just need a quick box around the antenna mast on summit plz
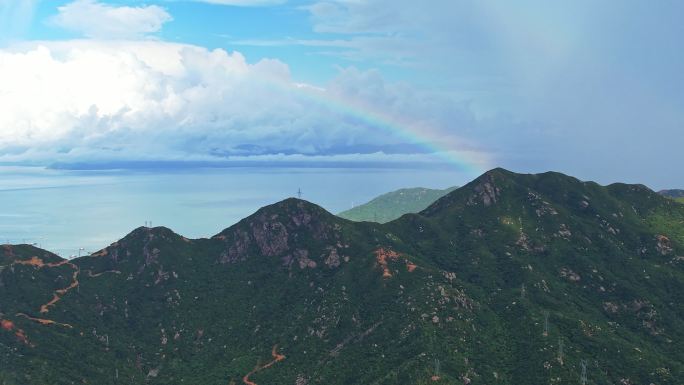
[297,188,302,199]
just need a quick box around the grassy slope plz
[1,170,683,385]
[338,186,458,223]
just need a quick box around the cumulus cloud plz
[51,0,172,39]
[0,40,489,169]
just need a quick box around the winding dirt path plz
[39,262,80,314]
[242,345,286,385]
[12,256,80,318]
[15,313,73,329]
[7,256,122,343]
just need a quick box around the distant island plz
[338,186,458,223]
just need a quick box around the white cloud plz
[0,40,489,169]
[51,0,172,39]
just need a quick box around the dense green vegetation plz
[1,168,683,384]
[338,186,457,223]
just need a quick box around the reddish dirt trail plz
[39,262,80,314]
[6,260,121,341]
[13,256,69,269]
[15,313,73,329]
[12,256,80,316]
[242,345,286,385]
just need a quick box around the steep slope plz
[1,170,683,385]
[338,186,458,223]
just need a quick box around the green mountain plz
[338,186,458,223]
[1,169,683,385]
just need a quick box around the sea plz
[0,166,470,257]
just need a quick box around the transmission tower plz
[558,337,564,365]
[297,188,302,199]
[580,359,587,385]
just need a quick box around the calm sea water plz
[0,166,470,257]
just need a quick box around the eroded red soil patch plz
[374,248,400,278]
[1,318,32,346]
[374,248,419,277]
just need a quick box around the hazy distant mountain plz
[659,189,684,199]
[1,169,683,384]
[337,186,458,223]
[658,189,684,204]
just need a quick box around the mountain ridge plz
[1,168,683,385]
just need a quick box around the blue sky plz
[0,0,683,187]
[3,1,421,83]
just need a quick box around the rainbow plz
[254,75,491,176]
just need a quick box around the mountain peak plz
[480,166,515,178]
[0,244,63,266]
[121,226,181,242]
[215,198,336,237]
[81,225,188,272]
[421,168,665,217]
[213,198,345,265]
